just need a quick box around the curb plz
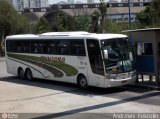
[129,84,160,90]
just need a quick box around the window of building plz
[137,43,153,55]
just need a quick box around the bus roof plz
[6,32,127,40]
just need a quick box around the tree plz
[55,10,76,31]
[14,14,30,34]
[0,0,16,39]
[99,0,108,33]
[136,0,160,27]
[0,0,29,55]
[90,10,100,33]
[136,6,153,26]
[34,18,52,34]
[75,16,91,32]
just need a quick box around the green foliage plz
[103,20,143,34]
[103,20,127,33]
[99,0,107,16]
[75,16,91,31]
[55,10,92,32]
[90,10,100,33]
[55,11,76,31]
[15,14,30,34]
[136,0,160,27]
[0,0,16,38]
[99,0,108,33]
[34,18,52,34]
[136,6,153,26]
[0,0,30,56]
[0,0,29,37]
[151,0,160,14]
[104,20,121,33]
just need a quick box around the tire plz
[18,68,25,80]
[25,68,33,80]
[77,75,88,89]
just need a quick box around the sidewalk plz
[131,83,160,90]
[131,75,160,90]
[0,57,5,62]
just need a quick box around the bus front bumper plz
[105,75,137,88]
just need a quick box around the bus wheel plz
[25,68,33,80]
[77,75,88,89]
[18,68,25,80]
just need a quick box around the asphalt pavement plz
[0,60,159,119]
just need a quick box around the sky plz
[48,0,108,4]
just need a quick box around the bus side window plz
[33,42,40,53]
[59,41,71,55]
[48,41,57,54]
[71,42,79,55]
[42,41,48,54]
[16,41,22,53]
[72,40,86,56]
[71,40,86,56]
[6,40,12,52]
[23,41,31,53]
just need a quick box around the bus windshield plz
[101,38,135,74]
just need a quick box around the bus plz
[5,31,136,88]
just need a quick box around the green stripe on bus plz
[8,53,78,77]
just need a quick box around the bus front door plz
[87,39,104,87]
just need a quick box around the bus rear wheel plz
[18,68,25,80]
[77,75,88,89]
[25,68,33,80]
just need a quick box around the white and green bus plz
[5,32,136,88]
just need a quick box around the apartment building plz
[11,0,49,11]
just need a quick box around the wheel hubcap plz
[80,78,87,87]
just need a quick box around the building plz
[76,1,82,4]
[109,0,118,3]
[30,0,49,8]
[68,0,74,4]
[11,0,29,11]
[23,2,151,23]
[87,0,94,4]
[11,0,49,11]
[58,1,68,4]
[121,0,151,2]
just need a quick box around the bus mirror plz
[104,50,108,59]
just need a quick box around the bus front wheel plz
[77,75,88,89]
[25,68,33,80]
[18,68,25,80]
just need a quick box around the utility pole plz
[128,0,131,30]
[128,0,132,45]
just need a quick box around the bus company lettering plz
[41,56,65,63]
